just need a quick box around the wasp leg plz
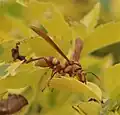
[77,70,87,84]
[48,70,57,86]
[26,57,47,63]
[41,71,57,92]
[48,71,57,92]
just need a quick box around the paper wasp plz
[0,93,28,115]
[11,26,100,87]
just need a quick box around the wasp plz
[27,26,99,84]
[11,26,100,87]
[0,93,28,115]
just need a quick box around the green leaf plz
[0,63,46,89]
[0,15,31,40]
[7,85,33,104]
[103,64,120,96]
[0,40,32,62]
[0,31,14,44]
[71,22,87,39]
[81,22,120,57]
[3,61,24,79]
[80,2,100,32]
[38,0,97,22]
[7,85,31,94]
[43,104,80,115]
[21,1,73,59]
[108,111,116,115]
[0,45,4,55]
[16,0,29,7]
[5,2,24,18]
[49,77,102,101]
[0,62,10,77]
[75,101,101,115]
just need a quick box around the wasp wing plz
[30,26,70,62]
[71,37,84,62]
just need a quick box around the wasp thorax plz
[59,70,65,76]
[60,64,66,69]
[64,65,73,73]
[65,61,74,66]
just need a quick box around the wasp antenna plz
[86,72,100,81]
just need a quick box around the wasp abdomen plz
[35,58,49,67]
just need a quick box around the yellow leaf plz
[75,101,101,115]
[16,0,29,7]
[22,1,73,59]
[49,77,102,101]
[1,61,24,79]
[80,2,100,32]
[108,111,116,115]
[0,40,32,62]
[80,54,113,70]
[0,31,14,44]
[71,22,87,40]
[111,0,120,20]
[103,64,120,95]
[7,85,32,95]
[7,15,31,39]
[38,0,97,22]
[0,64,46,89]
[81,22,120,57]
[43,104,81,115]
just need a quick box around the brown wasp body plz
[26,26,99,84]
[11,26,99,87]
[26,55,86,84]
[0,93,28,115]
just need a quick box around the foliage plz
[0,0,120,115]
